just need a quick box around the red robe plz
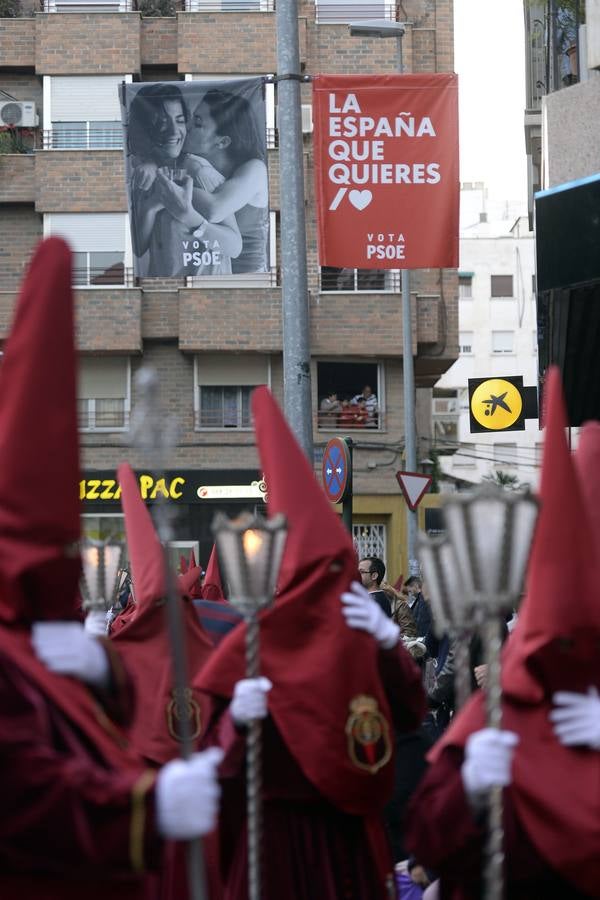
[203,643,425,900]
[0,628,161,900]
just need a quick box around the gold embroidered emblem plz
[166,687,202,742]
[345,694,392,774]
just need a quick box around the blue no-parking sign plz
[322,437,352,504]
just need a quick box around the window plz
[45,213,129,287]
[315,0,395,25]
[459,274,473,299]
[352,524,387,568]
[320,267,400,293]
[195,354,270,430]
[459,331,474,354]
[44,0,131,10]
[491,331,514,354]
[78,357,130,432]
[491,274,514,298]
[45,76,127,149]
[185,0,273,11]
[316,360,382,430]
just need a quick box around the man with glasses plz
[358,557,392,617]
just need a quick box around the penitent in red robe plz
[204,642,425,900]
[0,630,162,900]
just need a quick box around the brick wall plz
[35,14,140,74]
[75,290,142,352]
[0,19,35,69]
[141,16,177,67]
[0,73,43,111]
[310,291,416,356]
[0,205,42,291]
[178,13,279,73]
[0,155,35,203]
[142,290,179,339]
[35,151,127,212]
[179,288,282,352]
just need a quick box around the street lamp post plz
[212,511,287,900]
[348,20,418,575]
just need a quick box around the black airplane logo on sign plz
[483,392,511,417]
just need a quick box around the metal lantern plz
[212,510,287,900]
[80,537,124,612]
[442,483,539,615]
[440,483,539,900]
[212,511,288,617]
[417,534,472,711]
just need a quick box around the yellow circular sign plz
[470,379,523,430]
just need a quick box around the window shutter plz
[48,214,126,252]
[79,357,128,399]
[197,354,269,386]
[51,76,126,121]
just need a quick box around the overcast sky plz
[454,0,528,214]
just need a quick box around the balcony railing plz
[73,265,135,287]
[315,0,395,25]
[42,127,123,151]
[186,268,279,289]
[320,267,401,293]
[78,398,129,432]
[317,409,385,431]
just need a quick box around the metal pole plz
[276,0,313,460]
[483,614,505,900]
[342,437,353,535]
[244,612,263,900]
[395,33,418,576]
[402,268,418,572]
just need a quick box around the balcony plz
[42,125,123,151]
[314,0,395,25]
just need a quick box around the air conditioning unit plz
[301,104,313,134]
[0,101,38,128]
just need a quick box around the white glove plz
[230,677,272,726]
[31,621,110,689]
[156,747,224,840]
[340,581,400,649]
[461,728,519,799]
[84,609,109,637]
[550,687,600,750]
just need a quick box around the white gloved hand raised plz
[550,687,600,750]
[83,609,109,637]
[230,677,273,726]
[340,581,400,649]
[31,621,109,689]
[461,728,519,800]
[156,747,224,840]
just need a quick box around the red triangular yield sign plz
[395,470,432,511]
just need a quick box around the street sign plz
[396,470,432,511]
[468,376,538,433]
[322,437,351,504]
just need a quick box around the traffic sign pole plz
[342,438,353,535]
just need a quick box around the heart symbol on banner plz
[349,189,373,211]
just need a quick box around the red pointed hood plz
[179,554,188,574]
[502,367,598,701]
[574,421,600,569]
[202,544,224,601]
[253,387,356,591]
[197,387,417,815]
[0,238,81,625]
[179,565,203,598]
[112,463,212,765]
[117,463,166,610]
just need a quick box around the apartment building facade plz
[0,0,458,579]
[435,187,539,489]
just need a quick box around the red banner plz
[313,74,459,270]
